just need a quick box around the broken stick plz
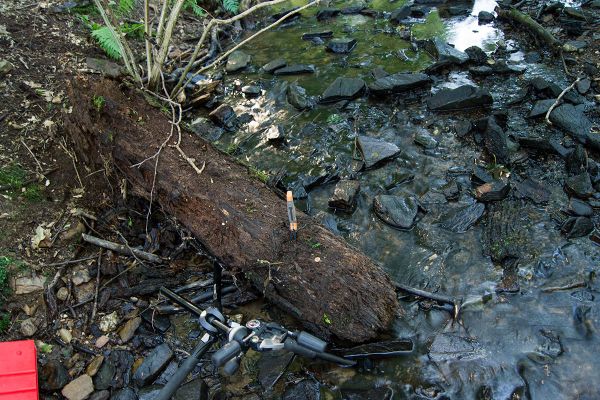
[82,233,162,263]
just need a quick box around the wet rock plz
[530,77,583,104]
[273,64,316,75]
[357,136,400,169]
[99,311,119,333]
[441,179,460,201]
[225,50,251,73]
[40,360,69,391]
[565,144,587,176]
[61,374,94,400]
[368,72,431,95]
[265,125,284,142]
[464,46,487,64]
[140,309,171,333]
[93,359,115,390]
[549,104,593,144]
[0,59,14,78]
[118,316,141,343]
[328,180,360,211]
[514,178,550,204]
[427,85,493,111]
[414,130,438,149]
[174,378,208,400]
[112,388,139,400]
[429,333,483,362]
[301,31,333,40]
[316,8,340,20]
[475,180,510,202]
[561,216,594,238]
[326,38,357,54]
[469,62,525,76]
[410,5,430,17]
[528,99,555,119]
[283,379,320,400]
[471,165,494,185]
[424,38,469,65]
[89,390,110,400]
[484,116,509,164]
[440,202,485,233]
[320,77,366,103]
[373,195,419,230]
[241,85,260,97]
[454,119,472,137]
[262,58,287,74]
[478,10,495,24]
[287,83,312,110]
[20,318,37,337]
[86,355,104,377]
[371,67,389,79]
[576,78,591,94]
[258,351,295,388]
[568,198,593,217]
[209,104,237,131]
[133,343,174,387]
[12,275,46,294]
[565,172,593,199]
[390,6,411,24]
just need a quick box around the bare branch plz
[545,77,581,125]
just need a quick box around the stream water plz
[189,0,600,398]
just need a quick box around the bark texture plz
[65,77,398,343]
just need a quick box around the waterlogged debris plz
[368,73,431,95]
[373,195,419,230]
[326,38,357,54]
[427,85,493,111]
[225,50,251,73]
[440,202,485,233]
[328,180,360,212]
[320,77,366,103]
[357,136,400,169]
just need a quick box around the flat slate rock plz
[374,195,419,230]
[225,50,251,73]
[440,202,485,233]
[427,85,493,111]
[528,99,556,119]
[357,135,401,169]
[274,64,316,75]
[301,31,333,40]
[133,343,173,387]
[425,38,469,64]
[316,8,340,20]
[549,104,593,143]
[561,216,594,238]
[475,180,510,202]
[287,84,312,110]
[262,58,287,73]
[368,72,431,95]
[429,333,484,362]
[326,38,357,54]
[320,77,366,103]
[514,178,550,204]
[565,172,594,199]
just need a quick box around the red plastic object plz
[0,340,39,400]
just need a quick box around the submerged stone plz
[209,104,237,131]
[440,202,485,233]
[274,64,316,75]
[287,84,312,110]
[316,8,340,20]
[373,195,419,230]
[357,136,401,169]
[326,38,357,54]
[262,58,287,73]
[429,333,483,362]
[414,129,438,149]
[368,72,431,95]
[329,180,360,211]
[427,85,493,111]
[320,77,366,103]
[225,50,251,73]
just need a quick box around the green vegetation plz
[92,94,106,111]
[0,164,26,190]
[322,313,332,325]
[326,113,344,125]
[0,257,12,334]
[412,10,446,40]
[249,166,269,183]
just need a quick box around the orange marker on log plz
[286,191,298,240]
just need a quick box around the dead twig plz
[90,250,103,321]
[545,77,581,124]
[82,233,162,263]
[542,281,586,293]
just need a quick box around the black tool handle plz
[212,341,243,367]
[156,337,215,400]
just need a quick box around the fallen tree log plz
[64,77,398,343]
[496,6,561,50]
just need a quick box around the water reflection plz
[446,0,502,52]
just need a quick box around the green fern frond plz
[121,22,145,38]
[117,0,136,15]
[91,26,122,60]
[223,0,239,14]
[183,0,206,17]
